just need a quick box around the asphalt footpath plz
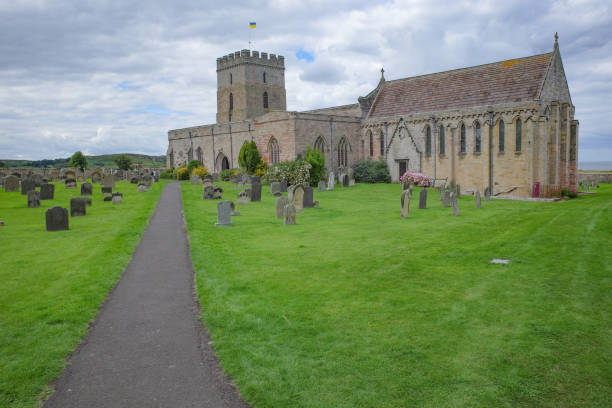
[44,182,249,408]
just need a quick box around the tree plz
[69,151,88,172]
[238,141,261,174]
[0,161,5,168]
[305,147,325,186]
[114,154,133,170]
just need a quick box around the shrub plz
[160,168,174,179]
[220,168,239,181]
[352,159,391,183]
[174,165,189,180]
[187,160,201,175]
[264,158,311,185]
[191,165,208,178]
[561,188,578,199]
[238,141,261,174]
[400,171,431,187]
[254,158,267,178]
[306,147,325,186]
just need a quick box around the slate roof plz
[368,53,552,118]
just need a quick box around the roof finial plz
[380,67,385,80]
[554,32,559,50]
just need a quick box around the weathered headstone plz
[27,190,40,208]
[190,175,202,185]
[439,183,445,201]
[475,190,482,209]
[80,182,93,196]
[112,195,123,204]
[292,185,304,212]
[40,183,54,200]
[65,178,77,189]
[270,181,281,196]
[443,190,451,207]
[4,175,19,192]
[283,204,296,225]
[101,186,112,194]
[102,175,114,189]
[276,196,288,218]
[317,180,326,192]
[451,192,459,216]
[215,201,233,226]
[137,184,147,192]
[419,188,427,209]
[21,178,35,195]
[327,172,335,191]
[46,206,69,231]
[280,180,288,192]
[70,197,87,216]
[250,180,262,202]
[484,186,491,201]
[401,190,411,218]
[303,186,314,208]
[142,174,152,189]
[237,190,249,205]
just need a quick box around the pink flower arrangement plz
[399,171,431,187]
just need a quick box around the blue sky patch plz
[296,49,314,62]
[117,81,141,91]
[136,104,189,116]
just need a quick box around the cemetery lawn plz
[182,182,611,408]
[0,181,166,408]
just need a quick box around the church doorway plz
[216,153,230,172]
[398,160,408,179]
[221,157,229,170]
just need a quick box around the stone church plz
[167,34,577,197]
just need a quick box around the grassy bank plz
[0,180,166,407]
[182,182,611,407]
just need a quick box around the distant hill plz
[0,154,166,169]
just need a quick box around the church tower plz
[216,50,286,124]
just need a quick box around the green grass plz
[0,180,166,408]
[182,182,612,408]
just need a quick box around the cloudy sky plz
[1,0,610,163]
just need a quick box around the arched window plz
[439,125,445,155]
[268,137,280,163]
[263,72,266,83]
[229,93,233,110]
[425,126,431,155]
[379,131,384,156]
[196,146,203,163]
[499,120,505,153]
[368,131,373,156]
[338,137,349,167]
[222,156,229,170]
[460,124,466,153]
[314,136,325,153]
[263,92,269,109]
[230,73,233,85]
[474,122,481,153]
[515,119,522,152]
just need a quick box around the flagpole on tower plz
[249,21,256,51]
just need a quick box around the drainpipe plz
[211,127,215,172]
[488,110,494,195]
[229,124,234,168]
[383,121,388,159]
[431,116,437,182]
[329,117,334,170]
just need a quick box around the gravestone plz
[456,184,461,196]
[91,172,102,184]
[31,174,43,187]
[229,201,240,216]
[303,186,314,208]
[276,196,288,218]
[419,188,427,209]
[112,195,123,204]
[251,176,260,184]
[484,186,491,201]
[439,183,445,201]
[112,192,123,198]
[203,174,213,184]
[287,185,296,202]
[341,174,349,187]
[401,190,411,218]
[270,181,281,196]
[215,201,233,226]
[103,195,113,202]
[4,175,19,192]
[21,178,35,195]
[137,184,147,192]
[190,175,202,185]
[443,190,451,207]
[327,172,335,191]
[451,192,459,216]
[402,181,411,191]
[27,191,40,208]
[81,182,93,196]
[318,180,326,192]
[70,197,87,216]
[475,190,482,209]
[203,178,213,189]
[46,206,69,231]
[142,174,152,189]
[237,191,249,205]
[250,180,262,202]
[40,183,54,200]
[283,204,296,226]
[280,180,288,192]
[292,185,305,212]
[65,178,77,189]
[102,175,114,189]
[101,186,112,194]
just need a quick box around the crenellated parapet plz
[217,49,285,71]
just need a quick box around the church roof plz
[368,52,552,118]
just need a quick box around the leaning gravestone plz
[292,185,305,212]
[250,180,262,202]
[327,172,335,191]
[70,197,87,216]
[190,175,202,185]
[237,190,249,205]
[21,178,35,195]
[401,190,411,218]
[102,175,114,189]
[40,183,54,200]
[4,175,19,192]
[215,201,233,226]
[81,182,93,196]
[46,206,69,231]
[280,180,288,192]
[65,178,77,189]
[451,192,459,216]
[419,188,427,209]
[270,181,281,196]
[283,204,296,226]
[303,186,315,208]
[475,190,482,209]
[443,189,451,207]
[27,191,40,208]
[276,196,288,218]
[318,180,326,192]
